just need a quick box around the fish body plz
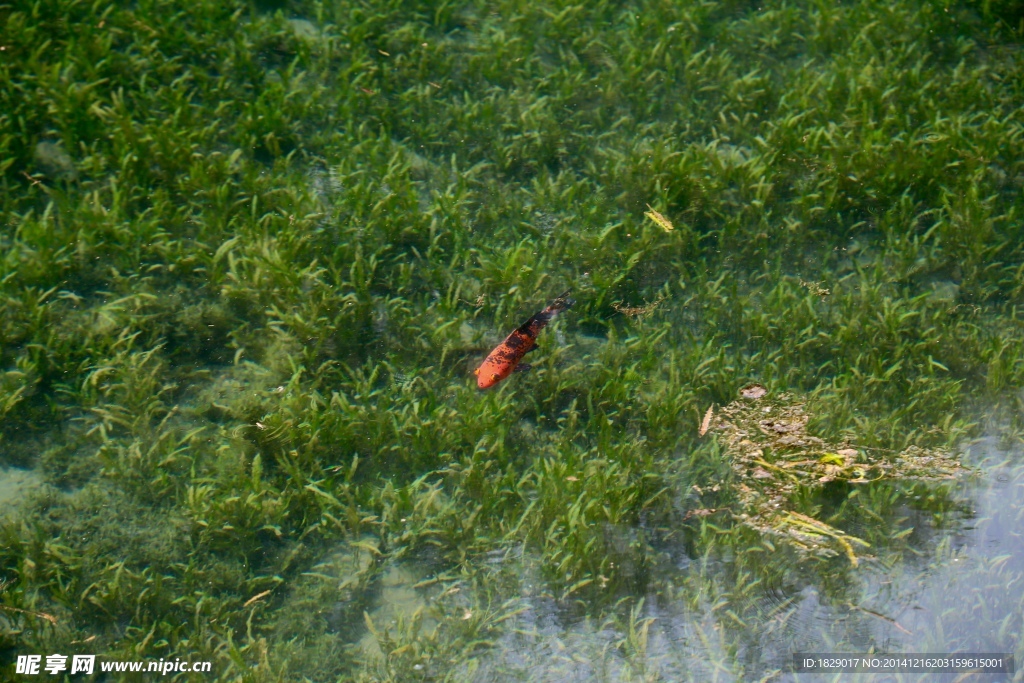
[475,291,575,390]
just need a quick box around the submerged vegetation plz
[2,0,1024,680]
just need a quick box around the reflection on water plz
[348,435,1022,682]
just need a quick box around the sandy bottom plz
[0,466,44,511]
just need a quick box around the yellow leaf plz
[644,205,675,232]
[819,453,846,466]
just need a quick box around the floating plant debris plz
[707,388,964,564]
[0,604,58,626]
[644,204,675,232]
[612,294,665,318]
[799,279,831,297]
[699,405,714,437]
[243,589,273,607]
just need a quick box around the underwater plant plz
[1,0,1024,680]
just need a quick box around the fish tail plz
[516,290,575,336]
[533,290,574,326]
[545,289,575,315]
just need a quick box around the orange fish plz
[475,290,575,390]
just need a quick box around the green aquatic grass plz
[2,0,1024,680]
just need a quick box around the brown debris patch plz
[740,383,767,399]
[612,294,665,319]
[705,388,964,564]
[699,405,714,437]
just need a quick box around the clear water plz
[3,1,1024,681]
[335,435,1024,682]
